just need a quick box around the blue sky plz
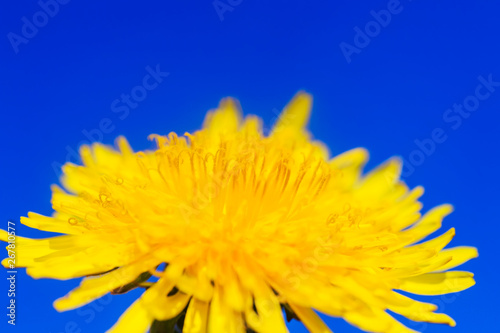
[1,0,499,332]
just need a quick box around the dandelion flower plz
[1,92,477,332]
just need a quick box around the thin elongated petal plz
[21,212,85,235]
[288,303,332,333]
[107,299,152,333]
[244,283,289,333]
[329,148,368,188]
[402,204,454,244]
[208,288,245,333]
[203,98,241,139]
[357,158,403,197]
[432,246,479,272]
[1,233,57,268]
[386,292,455,326]
[344,307,417,333]
[183,298,209,333]
[141,277,191,320]
[54,257,158,311]
[398,271,475,295]
[272,92,312,133]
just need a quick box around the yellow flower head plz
[1,93,477,332]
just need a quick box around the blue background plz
[1,0,498,332]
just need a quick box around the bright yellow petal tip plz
[0,93,476,333]
[272,91,312,133]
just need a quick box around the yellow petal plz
[183,298,209,333]
[288,303,332,333]
[173,271,214,302]
[398,271,475,295]
[386,292,455,326]
[27,240,132,280]
[240,115,263,139]
[344,306,417,333]
[54,257,158,311]
[0,229,7,242]
[21,212,85,235]
[329,148,368,189]
[383,291,437,312]
[410,228,455,253]
[391,306,456,327]
[433,246,479,272]
[141,277,191,321]
[1,234,56,268]
[245,295,289,333]
[208,287,245,333]
[106,299,152,333]
[356,158,403,198]
[330,147,368,170]
[402,204,454,244]
[116,136,134,156]
[203,98,241,136]
[272,91,312,134]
